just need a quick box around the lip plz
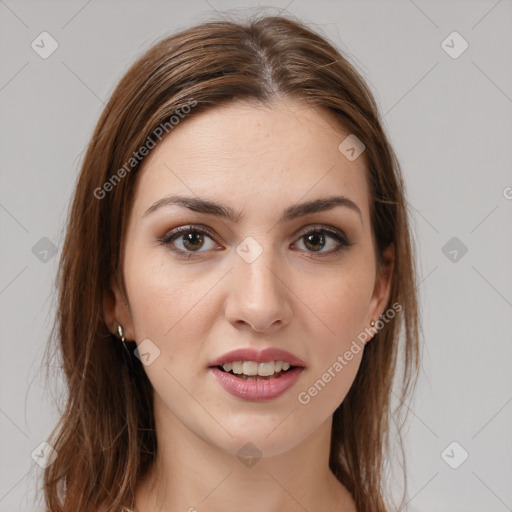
[209,366,304,402]
[208,347,306,368]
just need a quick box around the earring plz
[117,324,130,355]
[370,320,376,327]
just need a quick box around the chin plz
[201,416,310,460]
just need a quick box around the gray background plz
[1,0,511,510]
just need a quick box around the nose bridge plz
[225,235,291,331]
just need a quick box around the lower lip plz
[209,367,304,402]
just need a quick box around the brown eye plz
[294,226,353,256]
[161,226,220,255]
[303,232,327,252]
[180,231,205,251]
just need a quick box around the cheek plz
[124,248,198,341]
[298,260,374,408]
[125,240,178,308]
[296,284,369,416]
[309,261,375,348]
[123,244,230,377]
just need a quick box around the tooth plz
[225,360,293,376]
[258,361,275,376]
[231,361,243,374]
[242,361,258,376]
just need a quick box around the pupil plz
[183,232,203,251]
[305,233,324,252]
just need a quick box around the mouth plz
[212,360,300,381]
[208,348,306,400]
[209,362,305,402]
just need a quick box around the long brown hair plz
[42,13,420,512]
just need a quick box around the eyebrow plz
[143,194,363,224]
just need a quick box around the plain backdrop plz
[1,1,511,511]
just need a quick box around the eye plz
[159,225,220,256]
[159,224,353,259]
[293,225,353,256]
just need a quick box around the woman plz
[42,14,420,512]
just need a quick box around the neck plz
[133,402,355,512]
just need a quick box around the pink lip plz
[208,347,306,368]
[209,366,304,402]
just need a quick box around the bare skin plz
[104,98,394,512]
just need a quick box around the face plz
[106,98,393,458]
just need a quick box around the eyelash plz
[159,224,354,259]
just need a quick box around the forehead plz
[132,98,371,224]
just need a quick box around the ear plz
[103,276,135,341]
[367,243,395,331]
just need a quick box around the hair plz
[41,13,420,512]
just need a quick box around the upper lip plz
[209,347,306,368]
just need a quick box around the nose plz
[224,245,293,334]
